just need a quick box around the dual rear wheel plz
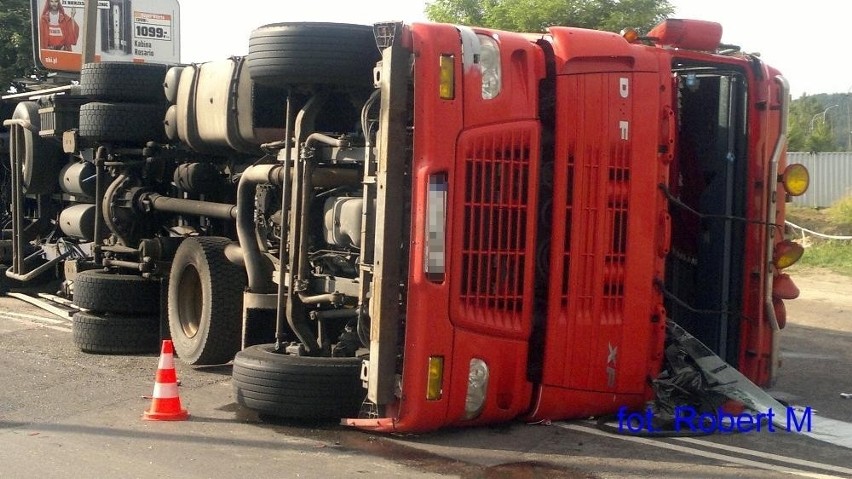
[71,270,161,354]
[71,237,245,365]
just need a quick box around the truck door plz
[665,69,748,367]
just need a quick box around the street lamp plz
[847,85,852,150]
[809,104,839,132]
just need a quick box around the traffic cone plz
[143,339,189,421]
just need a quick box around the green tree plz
[425,0,674,34]
[805,121,838,153]
[0,0,36,93]
[787,95,845,153]
[787,96,818,152]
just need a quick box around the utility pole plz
[81,0,98,65]
[846,85,852,151]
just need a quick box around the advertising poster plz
[32,0,181,72]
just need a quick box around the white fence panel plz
[787,152,852,208]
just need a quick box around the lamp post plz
[810,104,839,132]
[847,85,852,150]
[81,0,98,65]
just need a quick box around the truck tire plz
[247,23,380,87]
[80,62,169,103]
[72,270,161,314]
[168,237,245,365]
[72,310,160,354]
[232,344,365,419]
[79,102,168,144]
[10,101,63,194]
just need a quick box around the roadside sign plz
[31,0,181,72]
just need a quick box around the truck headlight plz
[477,35,501,100]
[464,358,489,419]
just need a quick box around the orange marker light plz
[781,163,809,197]
[773,240,804,270]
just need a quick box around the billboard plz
[31,0,181,72]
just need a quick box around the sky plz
[178,0,850,99]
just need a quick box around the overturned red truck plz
[1,18,809,433]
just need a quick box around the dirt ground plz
[786,205,852,237]
[785,266,852,333]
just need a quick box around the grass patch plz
[828,195,852,230]
[786,199,852,277]
[793,240,852,276]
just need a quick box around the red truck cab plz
[345,18,803,433]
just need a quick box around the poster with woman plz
[32,0,181,73]
[38,0,80,52]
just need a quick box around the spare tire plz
[72,310,160,354]
[73,269,161,314]
[79,102,168,144]
[10,101,63,195]
[247,23,380,87]
[80,62,170,103]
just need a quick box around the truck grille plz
[457,128,534,334]
[563,143,629,319]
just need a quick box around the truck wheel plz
[246,23,380,87]
[79,102,168,144]
[168,237,245,365]
[80,62,169,103]
[10,101,63,194]
[72,270,161,314]
[72,310,160,354]
[232,344,365,419]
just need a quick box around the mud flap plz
[669,321,852,450]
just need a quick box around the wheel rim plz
[177,264,203,338]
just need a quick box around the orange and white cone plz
[143,339,189,421]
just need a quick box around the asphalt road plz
[0,269,850,478]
